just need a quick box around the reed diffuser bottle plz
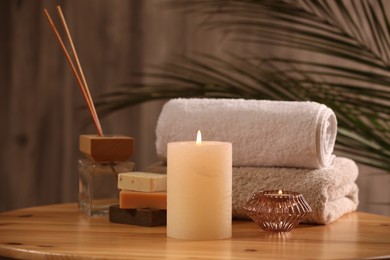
[78,135,135,216]
[44,6,136,216]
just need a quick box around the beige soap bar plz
[118,172,167,192]
[120,190,167,209]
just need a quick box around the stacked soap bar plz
[109,205,166,227]
[109,172,167,227]
[120,190,167,209]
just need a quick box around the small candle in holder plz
[167,130,232,240]
[244,190,312,232]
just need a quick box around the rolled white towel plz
[156,98,337,168]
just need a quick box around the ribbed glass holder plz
[243,190,312,232]
[78,159,134,216]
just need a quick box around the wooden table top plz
[0,203,389,259]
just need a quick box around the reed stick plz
[43,8,104,136]
[56,6,104,136]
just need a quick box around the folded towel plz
[146,157,359,224]
[156,98,337,168]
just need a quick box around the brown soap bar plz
[120,190,167,209]
[109,205,166,227]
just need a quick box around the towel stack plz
[150,98,359,224]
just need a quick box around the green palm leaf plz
[97,0,390,171]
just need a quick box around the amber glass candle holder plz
[243,190,312,232]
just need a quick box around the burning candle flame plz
[196,130,202,145]
[278,190,283,196]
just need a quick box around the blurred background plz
[0,0,389,216]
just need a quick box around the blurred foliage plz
[97,0,390,171]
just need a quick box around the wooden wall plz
[0,0,389,216]
[0,0,160,211]
[0,0,229,212]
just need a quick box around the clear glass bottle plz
[78,159,135,216]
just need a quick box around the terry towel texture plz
[156,98,337,168]
[146,157,359,224]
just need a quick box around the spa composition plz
[167,131,232,240]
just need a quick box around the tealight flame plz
[196,130,202,145]
[278,190,283,196]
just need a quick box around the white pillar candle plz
[167,131,232,240]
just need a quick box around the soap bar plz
[118,172,167,192]
[109,205,166,227]
[120,190,167,209]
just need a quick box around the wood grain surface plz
[0,203,389,259]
